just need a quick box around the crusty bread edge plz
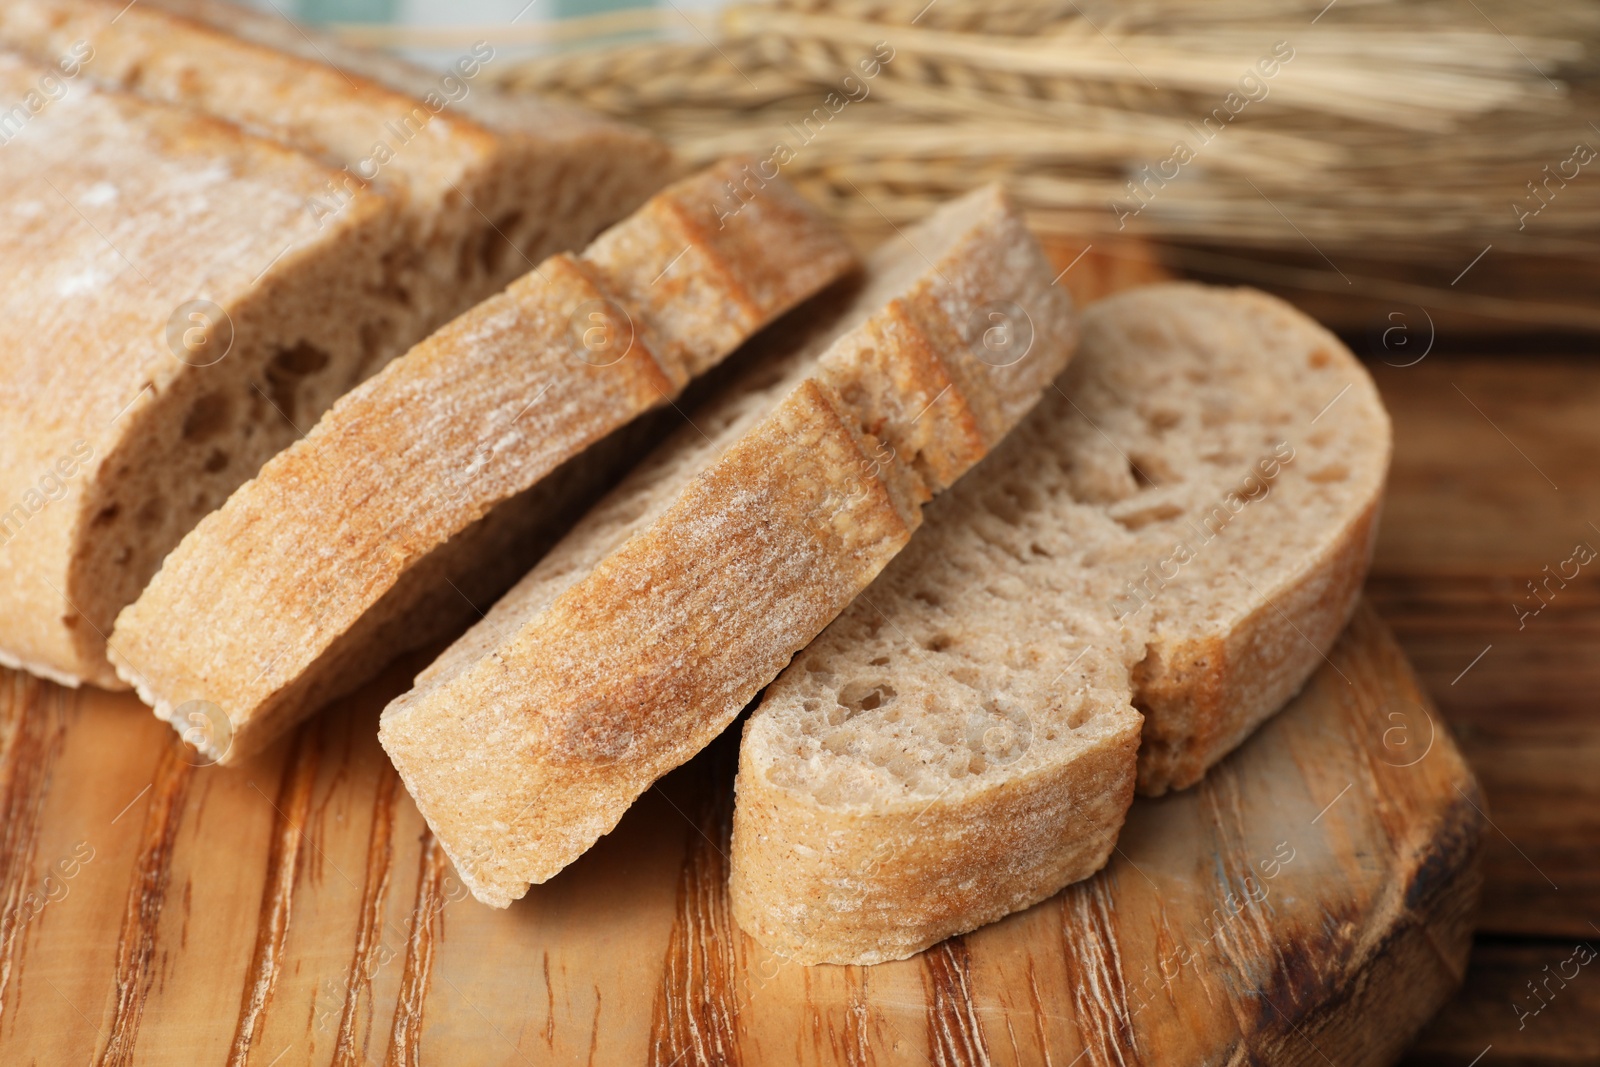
[730,718,1139,965]
[0,648,86,690]
[1134,489,1386,795]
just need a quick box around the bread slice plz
[0,1,668,687]
[108,160,857,764]
[378,185,1077,907]
[731,283,1391,964]
[0,52,407,688]
[0,0,669,333]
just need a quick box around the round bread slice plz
[731,283,1392,965]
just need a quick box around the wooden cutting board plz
[0,601,1479,1066]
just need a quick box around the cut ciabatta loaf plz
[0,1,667,687]
[378,185,1077,907]
[731,283,1391,965]
[109,159,858,764]
[0,0,669,332]
[0,52,405,688]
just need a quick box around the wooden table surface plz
[1363,338,1600,1066]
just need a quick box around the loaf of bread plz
[0,0,669,332]
[731,283,1391,964]
[0,1,667,686]
[110,160,858,763]
[0,52,403,687]
[378,185,1078,907]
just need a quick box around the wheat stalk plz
[474,0,1596,263]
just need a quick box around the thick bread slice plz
[378,185,1077,907]
[731,283,1391,964]
[0,53,403,688]
[0,1,667,687]
[109,160,857,764]
[0,0,669,332]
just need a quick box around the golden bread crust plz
[378,186,1078,905]
[110,162,857,761]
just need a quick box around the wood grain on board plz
[0,603,1479,1066]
